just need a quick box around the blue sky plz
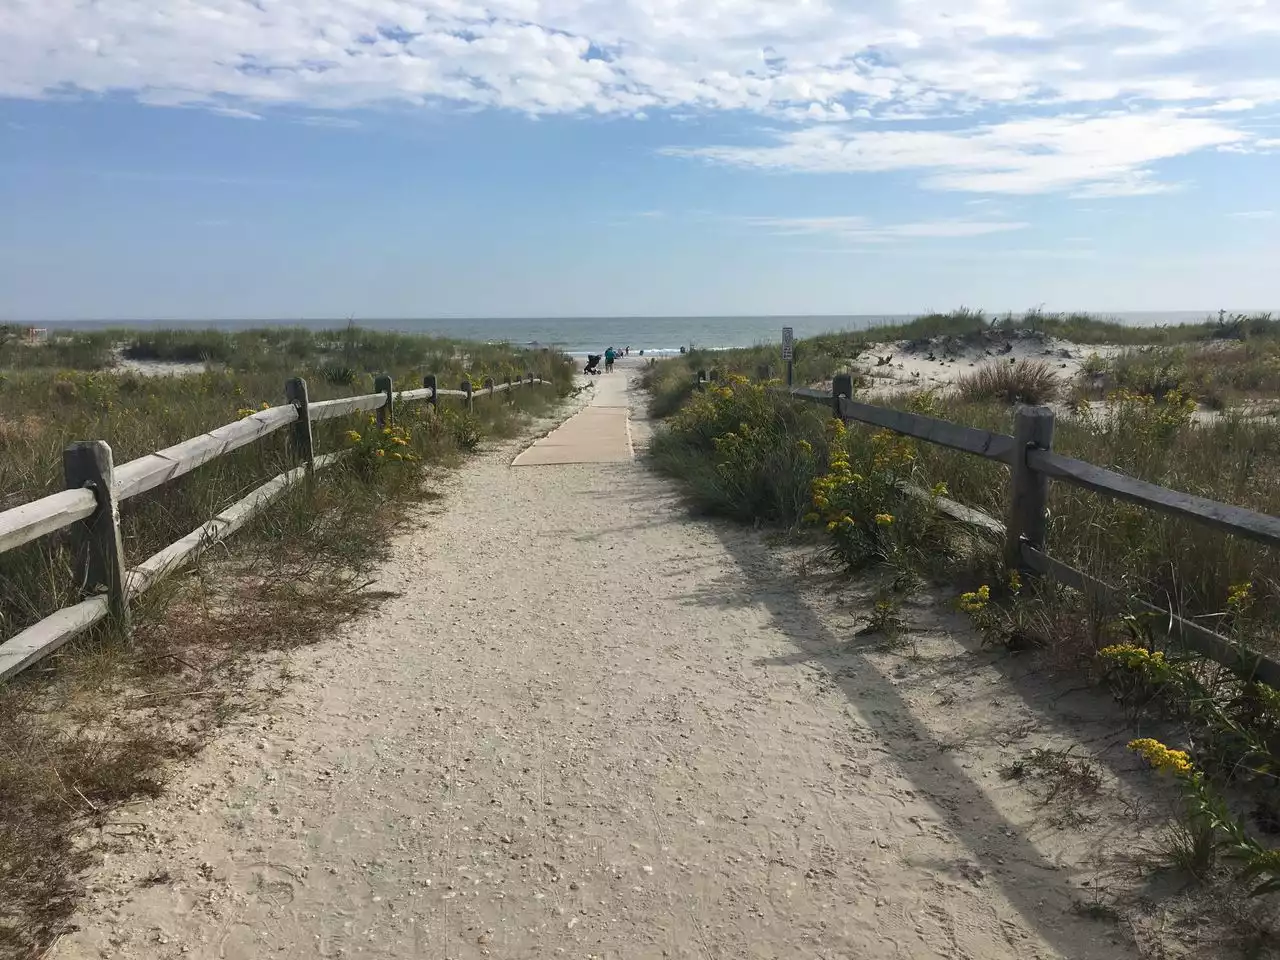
[2,0,1280,319]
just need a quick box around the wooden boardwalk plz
[513,372,633,466]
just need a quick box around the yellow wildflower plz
[795,440,813,455]
[1128,738,1194,777]
[344,429,362,444]
[375,449,385,458]
[875,513,894,526]
[1227,582,1253,610]
[931,481,950,497]
[1099,644,1164,669]
[390,452,403,461]
[958,585,990,613]
[1007,570,1022,594]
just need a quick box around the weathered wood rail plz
[697,367,1280,685]
[0,372,552,682]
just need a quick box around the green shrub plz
[805,417,950,571]
[440,407,482,450]
[650,375,829,523]
[320,364,361,387]
[123,330,236,364]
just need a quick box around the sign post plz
[781,326,795,388]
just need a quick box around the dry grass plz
[956,358,1060,405]
[1000,746,1103,828]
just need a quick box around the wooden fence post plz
[696,370,707,392]
[710,369,720,382]
[63,441,129,628]
[1006,405,1056,572]
[461,380,473,412]
[423,374,438,408]
[375,375,393,430]
[832,373,853,416]
[527,371,535,388]
[483,377,495,400]
[757,364,773,382]
[284,377,314,469]
[504,375,513,402]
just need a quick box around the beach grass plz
[645,329,1280,913]
[0,327,573,954]
[645,316,1280,664]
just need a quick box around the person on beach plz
[605,346,616,372]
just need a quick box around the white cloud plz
[295,115,362,129]
[669,111,1244,195]
[741,215,1028,243]
[2,0,1280,195]
[4,0,1280,118]
[210,106,263,121]
[1231,210,1276,220]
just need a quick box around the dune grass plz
[956,358,1060,405]
[645,337,1280,917]
[0,328,573,955]
[648,349,1280,662]
[1075,341,1280,410]
[806,308,1280,358]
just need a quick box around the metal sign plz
[781,326,794,361]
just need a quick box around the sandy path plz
[57,366,1134,960]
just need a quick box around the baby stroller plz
[584,354,602,375]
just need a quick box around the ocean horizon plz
[30,311,1262,356]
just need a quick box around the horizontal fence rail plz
[0,372,554,683]
[696,366,1280,683]
[0,488,98,556]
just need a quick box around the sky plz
[2,0,1280,320]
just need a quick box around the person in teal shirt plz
[604,347,616,372]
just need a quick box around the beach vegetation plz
[0,328,572,953]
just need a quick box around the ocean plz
[40,312,1236,356]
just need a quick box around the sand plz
[53,362,1153,959]
[846,335,1121,399]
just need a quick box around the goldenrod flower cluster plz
[958,585,990,613]
[870,429,916,470]
[1227,581,1254,611]
[343,420,419,463]
[1098,643,1165,669]
[1128,738,1194,777]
